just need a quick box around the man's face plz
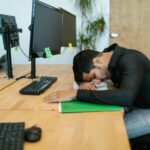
[82,56,110,84]
[83,67,110,84]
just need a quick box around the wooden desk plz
[0,64,131,150]
[0,65,73,110]
[0,65,30,91]
[0,110,130,150]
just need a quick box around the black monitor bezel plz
[59,8,77,47]
[0,14,19,50]
[29,0,62,59]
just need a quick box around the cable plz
[17,45,29,60]
[15,72,30,80]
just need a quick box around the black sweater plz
[76,44,150,108]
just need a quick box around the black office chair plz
[130,134,150,150]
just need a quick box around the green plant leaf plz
[74,0,106,50]
[78,32,93,50]
[86,16,105,37]
[75,0,93,16]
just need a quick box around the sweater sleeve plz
[76,55,145,107]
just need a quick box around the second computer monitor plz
[60,8,77,47]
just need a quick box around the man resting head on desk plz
[44,43,150,140]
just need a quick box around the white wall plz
[0,0,110,64]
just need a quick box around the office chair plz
[130,134,150,150]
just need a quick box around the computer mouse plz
[24,126,42,142]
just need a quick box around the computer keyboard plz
[19,76,57,95]
[0,122,25,150]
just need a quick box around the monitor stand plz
[2,26,13,78]
[0,26,22,78]
[30,57,36,79]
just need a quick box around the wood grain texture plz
[0,65,131,150]
[0,110,130,150]
[110,0,150,58]
[0,65,30,91]
[0,65,73,110]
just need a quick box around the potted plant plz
[75,0,105,50]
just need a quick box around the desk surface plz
[0,64,131,150]
[0,65,73,110]
[0,65,30,91]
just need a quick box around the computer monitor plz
[0,14,21,78]
[0,14,19,49]
[29,0,62,59]
[29,0,77,78]
[60,8,77,47]
[29,0,63,78]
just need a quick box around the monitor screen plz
[0,14,19,50]
[30,0,62,58]
[60,8,77,47]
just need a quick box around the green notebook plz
[59,100,122,113]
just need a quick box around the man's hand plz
[44,89,77,103]
[79,82,96,90]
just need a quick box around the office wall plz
[0,0,109,64]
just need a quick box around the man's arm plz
[79,82,96,90]
[44,65,144,106]
[77,56,145,107]
[44,81,96,103]
[44,89,77,103]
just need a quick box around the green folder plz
[59,100,122,113]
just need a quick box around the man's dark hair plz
[72,49,101,83]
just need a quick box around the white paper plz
[73,81,108,90]
[58,102,62,112]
